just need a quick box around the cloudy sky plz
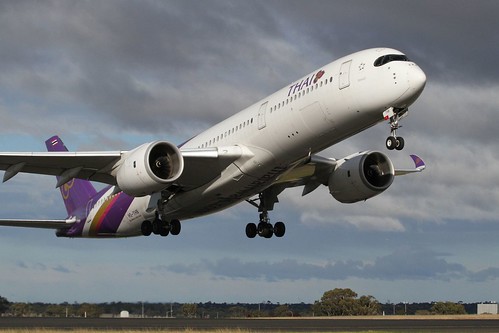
[1,0,499,306]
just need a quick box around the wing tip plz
[409,154,426,170]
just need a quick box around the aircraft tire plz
[395,136,405,150]
[246,223,257,238]
[274,222,286,237]
[141,220,153,236]
[152,219,162,235]
[159,227,169,237]
[386,136,396,150]
[170,219,181,235]
[261,223,274,238]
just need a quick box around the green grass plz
[0,328,396,333]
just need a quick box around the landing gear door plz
[339,60,352,90]
[257,101,267,130]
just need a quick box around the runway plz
[2,317,499,332]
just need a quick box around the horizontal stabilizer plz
[0,217,77,229]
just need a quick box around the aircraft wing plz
[0,151,122,185]
[273,155,337,196]
[0,139,243,191]
[272,153,425,196]
[394,154,426,175]
[178,146,243,189]
[0,217,76,229]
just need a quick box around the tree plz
[431,302,466,315]
[9,303,32,317]
[0,296,9,314]
[76,303,102,318]
[181,303,198,318]
[315,288,381,316]
[357,295,381,315]
[273,304,293,317]
[45,304,67,317]
[228,306,248,318]
[317,288,358,316]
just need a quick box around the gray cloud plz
[1,0,499,304]
[157,248,491,283]
[6,0,496,140]
[52,265,72,274]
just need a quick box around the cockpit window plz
[374,54,410,67]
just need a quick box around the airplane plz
[0,47,426,239]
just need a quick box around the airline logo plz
[61,179,75,200]
[287,70,327,96]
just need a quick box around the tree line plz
[0,289,474,318]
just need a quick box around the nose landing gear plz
[384,107,408,150]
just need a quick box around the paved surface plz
[2,317,499,332]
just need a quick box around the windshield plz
[374,54,410,67]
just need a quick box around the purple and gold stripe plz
[88,192,134,237]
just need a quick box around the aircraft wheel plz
[274,222,286,238]
[141,220,153,236]
[152,219,162,235]
[395,136,405,150]
[159,227,170,237]
[170,219,181,235]
[246,223,257,238]
[386,136,396,150]
[260,223,273,238]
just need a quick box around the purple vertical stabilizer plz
[45,135,97,218]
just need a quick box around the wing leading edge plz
[0,136,244,192]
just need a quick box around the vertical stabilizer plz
[45,135,97,217]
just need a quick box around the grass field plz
[0,330,350,333]
[0,330,393,333]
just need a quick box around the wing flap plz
[178,146,243,189]
[273,155,337,195]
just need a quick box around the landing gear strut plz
[384,107,408,151]
[245,191,286,239]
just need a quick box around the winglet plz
[395,154,426,176]
[410,154,426,171]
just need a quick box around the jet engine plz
[328,151,394,203]
[116,141,184,196]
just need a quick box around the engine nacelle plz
[116,141,184,197]
[328,151,394,203]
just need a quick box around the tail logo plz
[61,179,75,200]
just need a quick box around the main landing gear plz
[245,211,286,239]
[384,107,408,151]
[141,215,181,237]
[245,191,286,239]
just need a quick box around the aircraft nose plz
[410,66,427,95]
[395,65,426,108]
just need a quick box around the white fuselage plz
[159,47,426,221]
